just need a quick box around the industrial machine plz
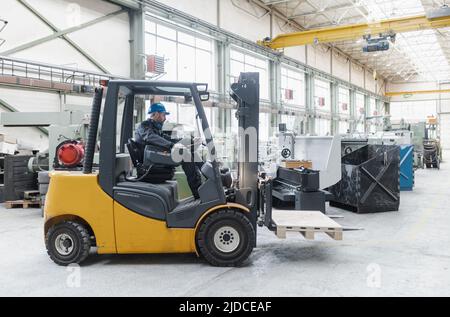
[275,133,342,213]
[362,34,395,53]
[43,73,344,267]
[278,133,342,190]
[1,110,90,212]
[0,109,90,171]
[423,116,441,169]
[345,129,415,191]
[341,137,369,157]
[329,144,401,213]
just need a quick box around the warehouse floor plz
[1,155,449,297]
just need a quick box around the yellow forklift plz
[44,73,274,267]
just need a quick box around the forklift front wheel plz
[197,209,255,267]
[45,221,91,266]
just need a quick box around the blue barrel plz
[400,145,414,191]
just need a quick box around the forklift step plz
[271,209,343,241]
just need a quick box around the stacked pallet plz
[4,190,41,209]
[5,199,41,209]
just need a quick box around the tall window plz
[145,20,215,89]
[355,93,365,133]
[281,66,305,108]
[280,114,299,134]
[338,87,350,116]
[368,98,377,117]
[315,118,331,136]
[339,121,350,135]
[230,49,269,100]
[314,79,331,112]
[259,112,270,142]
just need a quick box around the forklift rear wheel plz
[197,210,255,267]
[46,221,91,266]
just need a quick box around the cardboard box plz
[280,160,313,169]
[0,134,17,144]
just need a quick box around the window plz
[230,49,269,100]
[145,20,215,89]
[369,98,377,117]
[116,96,126,154]
[281,66,305,108]
[355,93,365,133]
[177,104,197,131]
[338,87,350,116]
[355,93,365,118]
[339,121,350,135]
[315,118,331,136]
[314,79,331,112]
[259,113,270,142]
[280,114,299,133]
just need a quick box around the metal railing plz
[0,55,126,87]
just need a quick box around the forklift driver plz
[135,103,204,200]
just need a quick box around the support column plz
[216,41,230,97]
[269,59,281,136]
[364,95,370,134]
[305,71,315,134]
[349,89,356,133]
[216,41,231,134]
[129,7,145,80]
[129,6,146,122]
[330,81,338,135]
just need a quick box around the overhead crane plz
[257,8,450,49]
[385,89,450,97]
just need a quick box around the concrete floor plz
[1,157,450,297]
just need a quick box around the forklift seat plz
[126,139,176,183]
[116,180,179,212]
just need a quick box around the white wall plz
[387,80,450,149]
[272,18,306,63]
[387,81,440,121]
[1,0,130,76]
[1,0,376,90]
[0,108,47,150]
[306,45,331,74]
[0,86,61,150]
[159,0,218,25]
[332,51,350,82]
[0,0,131,149]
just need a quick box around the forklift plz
[44,73,342,267]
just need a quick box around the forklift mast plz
[231,72,260,213]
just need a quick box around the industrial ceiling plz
[258,0,450,82]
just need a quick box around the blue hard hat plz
[148,102,170,115]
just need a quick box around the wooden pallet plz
[23,190,40,200]
[4,199,41,209]
[272,209,343,241]
[280,160,313,169]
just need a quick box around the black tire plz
[196,209,255,267]
[45,221,91,266]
